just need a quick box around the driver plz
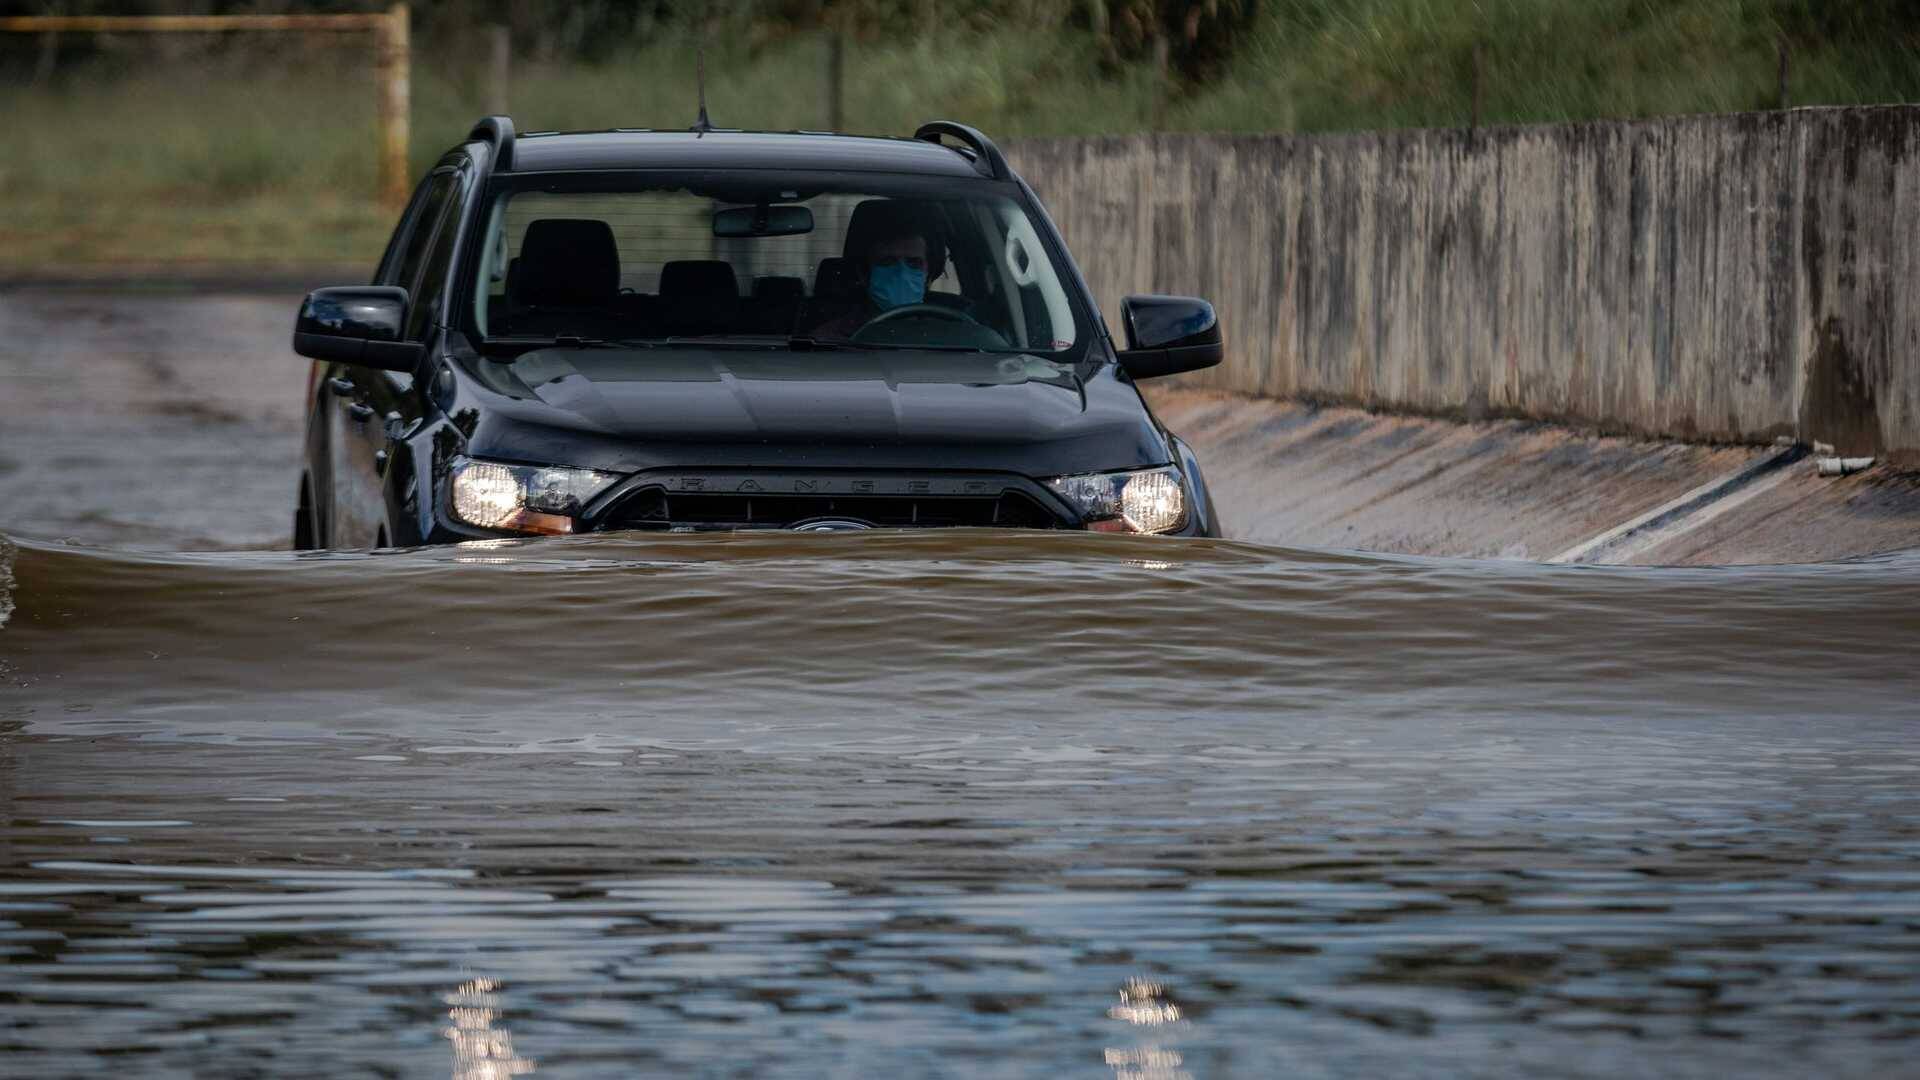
[808,201,943,339]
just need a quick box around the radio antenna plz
[692,44,713,134]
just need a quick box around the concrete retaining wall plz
[1007,107,1920,459]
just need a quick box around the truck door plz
[325,165,463,548]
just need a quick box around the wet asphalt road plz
[0,288,305,551]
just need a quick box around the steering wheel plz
[850,302,972,339]
[850,302,1011,349]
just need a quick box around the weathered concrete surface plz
[1631,458,1920,565]
[1011,107,1920,461]
[1148,388,1920,565]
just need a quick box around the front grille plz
[603,487,1059,531]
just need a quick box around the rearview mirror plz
[293,286,425,372]
[1115,295,1223,379]
[713,204,814,238]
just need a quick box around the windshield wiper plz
[654,337,784,350]
[787,336,849,351]
[853,342,996,353]
[552,334,654,349]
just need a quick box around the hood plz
[458,347,1169,476]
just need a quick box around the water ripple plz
[1,532,1917,1075]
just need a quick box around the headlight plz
[1045,466,1187,534]
[449,456,619,535]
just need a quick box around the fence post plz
[376,2,411,212]
[1470,42,1484,146]
[826,32,844,130]
[1151,31,1169,128]
[31,28,57,85]
[1777,38,1790,110]
[488,24,510,115]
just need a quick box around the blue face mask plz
[868,259,927,311]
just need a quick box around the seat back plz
[656,260,740,337]
[747,275,806,335]
[502,219,622,337]
[813,257,859,300]
[509,219,620,309]
[752,276,805,304]
[659,260,739,299]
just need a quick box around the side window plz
[403,168,471,340]
[385,170,458,297]
[371,172,440,283]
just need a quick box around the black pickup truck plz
[292,117,1223,546]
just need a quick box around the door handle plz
[327,376,356,395]
[346,402,376,421]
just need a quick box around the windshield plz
[470,183,1082,354]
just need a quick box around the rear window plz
[470,185,1082,354]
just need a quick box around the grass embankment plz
[6,0,1918,274]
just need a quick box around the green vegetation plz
[5,0,1919,272]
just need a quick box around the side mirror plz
[1115,294,1223,379]
[293,286,425,372]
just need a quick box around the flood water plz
[3,287,1919,1075]
[3,528,1919,1077]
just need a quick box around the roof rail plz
[914,121,1009,181]
[468,115,516,172]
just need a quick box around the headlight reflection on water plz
[1105,977,1192,1080]
[444,977,536,1080]
[1104,1046,1191,1080]
[438,972,1192,1078]
[1108,976,1182,1026]
[453,537,518,565]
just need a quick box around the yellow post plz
[376,3,411,213]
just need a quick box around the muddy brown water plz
[3,532,1919,1077]
[2,289,1920,1076]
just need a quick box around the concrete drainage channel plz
[1150,389,1920,566]
[1547,444,1809,565]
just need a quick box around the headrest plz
[813,257,858,299]
[752,276,806,303]
[842,199,947,281]
[659,260,739,298]
[511,219,619,308]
